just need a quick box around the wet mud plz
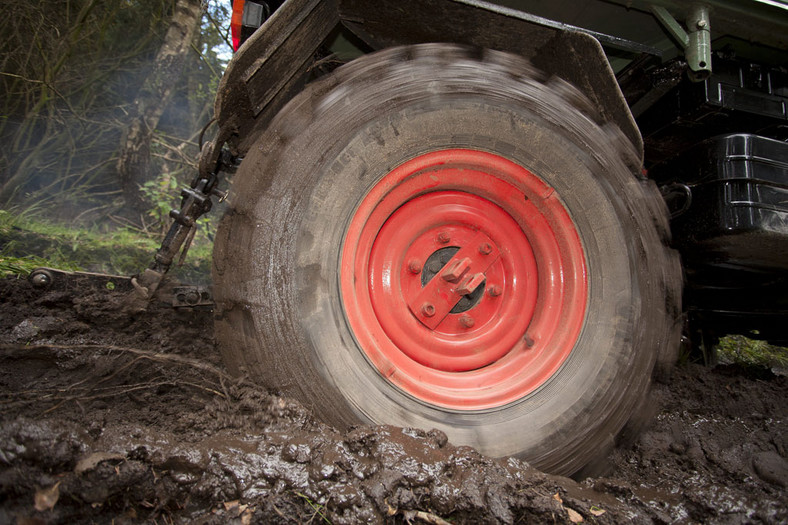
[0,276,785,523]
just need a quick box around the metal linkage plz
[129,148,236,310]
[651,4,711,81]
[29,267,134,293]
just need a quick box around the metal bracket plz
[660,183,693,219]
[651,4,711,82]
[172,285,213,307]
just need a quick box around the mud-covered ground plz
[0,275,786,524]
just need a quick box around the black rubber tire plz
[213,44,682,476]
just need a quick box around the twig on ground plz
[0,343,238,414]
[0,343,232,380]
[401,510,453,525]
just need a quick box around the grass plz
[0,209,212,282]
[294,492,331,524]
[0,253,81,276]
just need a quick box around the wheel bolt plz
[421,303,436,317]
[479,243,492,255]
[407,259,422,274]
[488,285,502,297]
[460,315,475,328]
[437,232,451,244]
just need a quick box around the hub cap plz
[340,149,587,410]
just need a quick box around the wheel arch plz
[202,0,642,176]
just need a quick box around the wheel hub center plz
[406,230,500,330]
[421,247,486,314]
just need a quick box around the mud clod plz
[1,276,786,523]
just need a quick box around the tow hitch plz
[28,267,213,309]
[125,147,238,310]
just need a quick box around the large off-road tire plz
[213,44,682,476]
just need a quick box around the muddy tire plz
[213,44,682,476]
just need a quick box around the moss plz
[716,335,788,369]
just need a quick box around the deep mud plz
[0,276,786,524]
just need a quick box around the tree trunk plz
[117,0,202,212]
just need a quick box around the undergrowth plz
[0,209,213,282]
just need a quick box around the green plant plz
[141,173,179,232]
[0,254,75,277]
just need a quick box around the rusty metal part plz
[29,269,53,289]
[129,147,235,311]
[127,180,214,309]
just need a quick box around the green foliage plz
[0,0,173,207]
[0,254,78,278]
[141,172,179,227]
[716,335,788,369]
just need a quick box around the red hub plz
[340,150,587,410]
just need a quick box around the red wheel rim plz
[340,149,587,410]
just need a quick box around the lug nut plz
[421,303,436,317]
[459,315,475,328]
[437,232,451,244]
[478,243,492,255]
[407,259,422,274]
[488,285,502,297]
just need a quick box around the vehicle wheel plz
[213,44,682,476]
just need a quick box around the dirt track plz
[0,275,786,524]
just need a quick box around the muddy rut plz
[0,276,785,523]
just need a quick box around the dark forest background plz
[0,0,231,278]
